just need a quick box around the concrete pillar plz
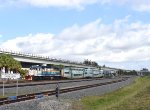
[61,69,64,77]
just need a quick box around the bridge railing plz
[0,48,89,66]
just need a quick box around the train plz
[25,65,104,80]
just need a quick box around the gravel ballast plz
[0,76,136,110]
[0,77,125,95]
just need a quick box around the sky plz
[0,0,150,70]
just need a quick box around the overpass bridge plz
[0,49,96,69]
[0,49,124,79]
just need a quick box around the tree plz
[0,56,3,71]
[103,65,106,67]
[83,59,88,65]
[18,69,28,78]
[83,59,99,67]
[0,54,22,73]
[92,61,98,67]
[98,66,101,70]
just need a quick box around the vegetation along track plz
[0,77,129,106]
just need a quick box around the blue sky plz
[0,0,150,70]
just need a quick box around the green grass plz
[0,93,17,98]
[72,76,150,110]
[0,96,5,98]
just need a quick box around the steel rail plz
[0,78,104,88]
[0,77,128,106]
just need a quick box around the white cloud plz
[133,4,150,12]
[1,0,150,11]
[0,0,98,10]
[1,33,55,53]
[1,17,150,69]
[23,0,98,9]
[97,0,150,12]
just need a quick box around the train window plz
[65,72,69,74]
[74,74,82,76]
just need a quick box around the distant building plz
[141,68,149,72]
[137,68,150,76]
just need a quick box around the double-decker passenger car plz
[84,68,93,78]
[63,67,84,79]
[63,67,104,79]
[93,69,103,78]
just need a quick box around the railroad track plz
[0,77,129,106]
[0,78,104,88]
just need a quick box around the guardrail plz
[0,49,84,65]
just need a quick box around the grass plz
[72,76,150,110]
[0,93,17,98]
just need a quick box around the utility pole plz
[3,79,5,96]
